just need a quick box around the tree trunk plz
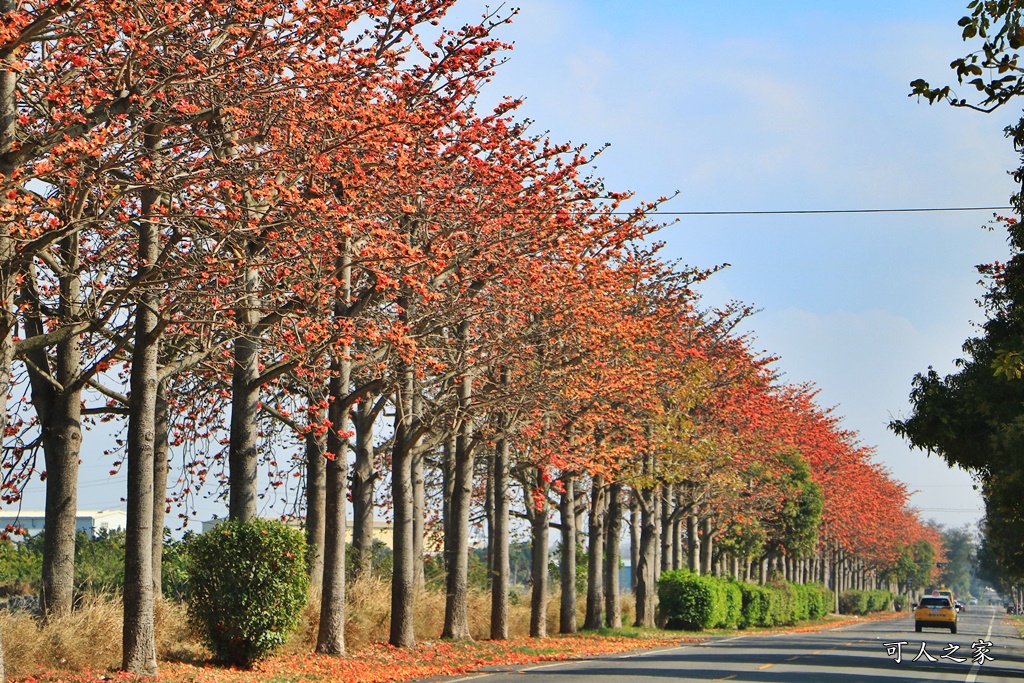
[687,513,700,574]
[151,383,169,600]
[700,517,713,576]
[528,472,550,639]
[633,484,657,628]
[122,142,161,673]
[317,247,353,656]
[228,263,260,522]
[653,488,661,579]
[304,404,327,597]
[671,504,682,571]
[0,16,16,671]
[660,483,671,574]
[314,419,347,655]
[443,357,475,640]
[38,386,80,619]
[485,460,494,580]
[25,238,83,619]
[350,391,380,579]
[583,475,606,630]
[604,482,622,629]
[489,422,510,640]
[411,382,426,589]
[412,434,426,591]
[390,360,417,647]
[441,436,455,573]
[558,473,577,634]
[831,546,840,613]
[629,493,639,594]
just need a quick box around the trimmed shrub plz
[739,583,771,628]
[866,590,893,613]
[767,582,797,626]
[791,583,811,622]
[839,589,867,615]
[720,581,743,628]
[806,583,833,618]
[658,570,726,630]
[185,518,308,667]
[657,569,692,627]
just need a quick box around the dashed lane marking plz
[965,610,996,683]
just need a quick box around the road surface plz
[450,605,1023,682]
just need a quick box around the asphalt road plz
[450,605,1024,682]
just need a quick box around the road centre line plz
[965,610,996,683]
[619,642,704,658]
[701,635,747,646]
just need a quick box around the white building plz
[201,517,394,548]
[0,510,127,539]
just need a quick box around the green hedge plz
[839,589,893,615]
[739,583,772,627]
[721,581,743,628]
[657,569,726,629]
[866,590,893,613]
[658,571,838,631]
[808,584,834,619]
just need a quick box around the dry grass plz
[1,583,638,677]
[1,595,123,675]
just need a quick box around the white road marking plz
[964,610,996,683]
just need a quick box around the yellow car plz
[915,595,957,634]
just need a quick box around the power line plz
[639,206,1013,217]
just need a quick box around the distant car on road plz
[969,598,978,606]
[915,596,957,634]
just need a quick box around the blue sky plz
[17,0,1013,531]
[449,0,1017,528]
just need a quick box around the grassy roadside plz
[1009,613,1024,637]
[7,611,906,683]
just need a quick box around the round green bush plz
[866,590,893,613]
[657,570,726,630]
[185,518,308,667]
[839,589,868,615]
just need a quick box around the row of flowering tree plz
[0,0,940,679]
